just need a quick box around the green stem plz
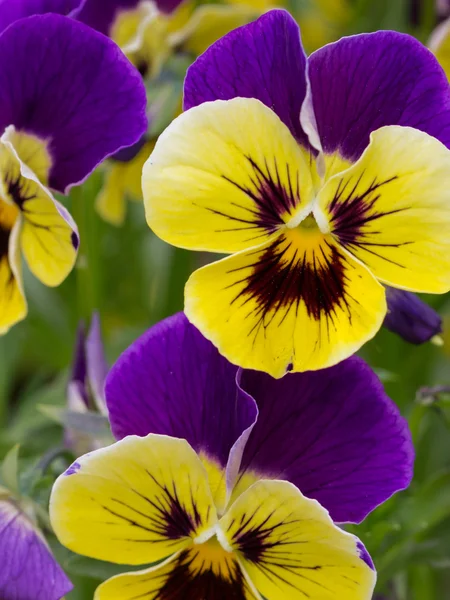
[70,179,101,322]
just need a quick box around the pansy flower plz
[50,313,413,599]
[143,9,450,376]
[0,13,146,333]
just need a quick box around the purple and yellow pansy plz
[50,313,413,599]
[142,9,450,376]
[0,12,146,333]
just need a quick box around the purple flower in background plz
[0,0,81,32]
[106,312,413,525]
[384,288,442,344]
[68,313,108,415]
[0,498,72,600]
[0,14,146,334]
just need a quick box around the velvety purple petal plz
[0,500,72,600]
[105,313,257,468]
[308,31,450,159]
[0,0,80,32]
[184,9,310,147]
[0,14,147,192]
[239,356,414,524]
[86,312,108,412]
[71,0,140,35]
[384,287,442,344]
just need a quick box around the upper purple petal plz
[0,0,81,32]
[184,9,310,147]
[238,356,414,524]
[0,500,72,600]
[308,31,450,159]
[105,313,257,468]
[0,14,147,192]
[384,287,442,344]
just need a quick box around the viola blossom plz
[143,9,450,377]
[50,312,413,599]
[0,14,146,333]
[384,288,442,345]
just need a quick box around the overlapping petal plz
[184,9,311,147]
[0,14,147,192]
[384,287,442,344]
[220,480,376,600]
[237,357,413,523]
[308,30,450,160]
[0,499,72,600]
[315,126,450,293]
[50,434,218,565]
[106,313,256,506]
[0,129,79,286]
[185,233,385,377]
[144,98,314,254]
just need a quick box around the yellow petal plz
[219,480,376,600]
[3,127,52,185]
[0,218,27,333]
[50,434,217,565]
[143,98,315,253]
[315,125,450,294]
[0,131,78,287]
[185,229,386,377]
[95,545,258,599]
[430,17,450,82]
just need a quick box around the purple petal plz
[308,31,450,159]
[239,356,414,524]
[0,0,80,32]
[0,500,72,600]
[86,312,108,413]
[383,287,442,344]
[105,313,257,468]
[184,9,311,147]
[0,14,147,192]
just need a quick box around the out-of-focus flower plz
[143,10,450,377]
[66,313,109,454]
[0,447,72,600]
[383,287,442,344]
[0,14,147,333]
[50,312,413,599]
[430,15,450,80]
[96,141,154,226]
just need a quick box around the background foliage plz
[1,0,449,598]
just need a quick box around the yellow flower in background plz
[96,142,154,226]
[429,16,450,80]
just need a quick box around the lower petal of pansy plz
[50,434,218,565]
[185,231,386,376]
[0,132,79,287]
[0,217,27,333]
[143,98,314,254]
[315,125,450,294]
[219,480,376,600]
[95,548,258,599]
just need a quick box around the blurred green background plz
[1,0,450,598]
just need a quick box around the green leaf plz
[1,444,20,494]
